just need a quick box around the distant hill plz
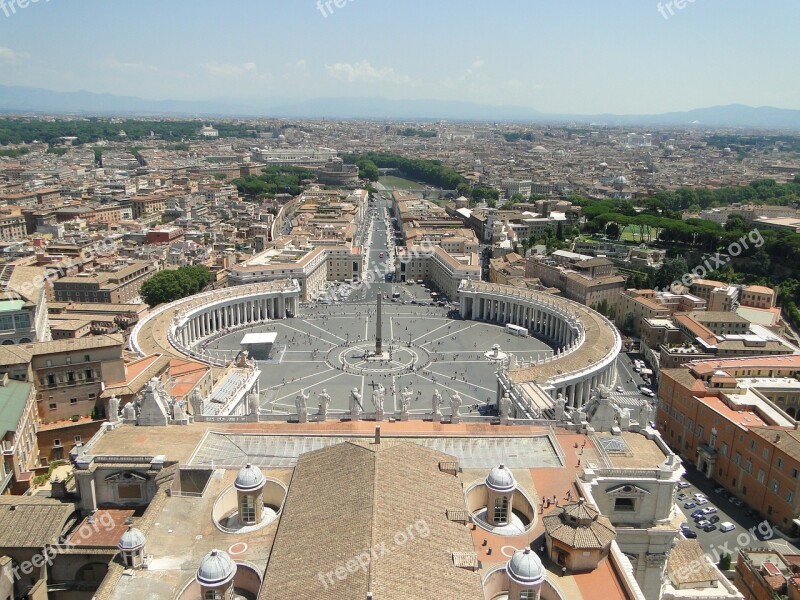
[1,85,799,129]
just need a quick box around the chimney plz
[374,425,381,445]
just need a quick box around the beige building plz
[526,254,626,310]
[54,260,157,304]
[0,376,39,493]
[689,279,739,312]
[395,245,481,299]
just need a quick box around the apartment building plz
[229,245,329,301]
[130,194,169,219]
[740,285,777,309]
[0,376,39,493]
[616,288,707,336]
[526,252,626,309]
[659,311,795,368]
[395,245,481,300]
[53,260,157,303]
[690,279,739,312]
[0,206,26,241]
[658,356,800,532]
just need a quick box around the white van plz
[719,522,735,533]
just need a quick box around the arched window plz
[520,591,537,600]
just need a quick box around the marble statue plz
[399,387,412,415]
[450,391,463,415]
[295,389,309,414]
[372,384,385,413]
[108,395,120,423]
[431,389,442,416]
[317,388,331,418]
[499,394,511,419]
[350,387,364,416]
[122,401,136,421]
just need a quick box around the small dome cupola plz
[486,464,516,493]
[234,463,265,493]
[507,548,546,587]
[196,549,236,588]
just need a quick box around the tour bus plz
[505,324,529,337]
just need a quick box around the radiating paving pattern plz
[189,433,563,469]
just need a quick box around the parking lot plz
[675,465,798,558]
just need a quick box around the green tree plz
[140,266,212,307]
[653,257,690,292]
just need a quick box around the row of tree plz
[140,265,212,307]
[232,166,315,198]
[0,118,257,146]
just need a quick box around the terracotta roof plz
[0,496,74,548]
[667,539,719,586]
[542,500,616,549]
[259,442,483,600]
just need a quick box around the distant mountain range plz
[1,85,800,129]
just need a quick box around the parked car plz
[691,509,705,518]
[616,386,624,393]
[695,519,711,528]
[677,492,687,500]
[720,522,735,533]
[696,498,709,506]
[682,528,698,539]
[678,481,691,489]
[709,515,720,524]
[703,524,718,532]
[713,486,725,494]
[684,501,696,509]
[692,493,707,500]
[702,507,717,515]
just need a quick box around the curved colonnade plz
[459,281,621,410]
[130,279,302,363]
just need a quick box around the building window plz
[750,440,756,451]
[777,458,783,469]
[204,591,223,600]
[49,403,57,410]
[74,435,81,443]
[240,494,256,523]
[787,490,794,504]
[70,398,77,405]
[793,468,799,479]
[734,452,741,466]
[721,443,729,457]
[520,592,536,600]
[763,448,770,459]
[757,470,765,484]
[493,496,509,523]
[53,439,61,447]
[745,459,752,474]
[771,480,780,493]
[614,497,636,512]
[45,359,52,367]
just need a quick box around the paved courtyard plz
[204,302,553,417]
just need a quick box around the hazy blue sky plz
[0,0,797,114]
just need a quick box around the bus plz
[505,324,529,337]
